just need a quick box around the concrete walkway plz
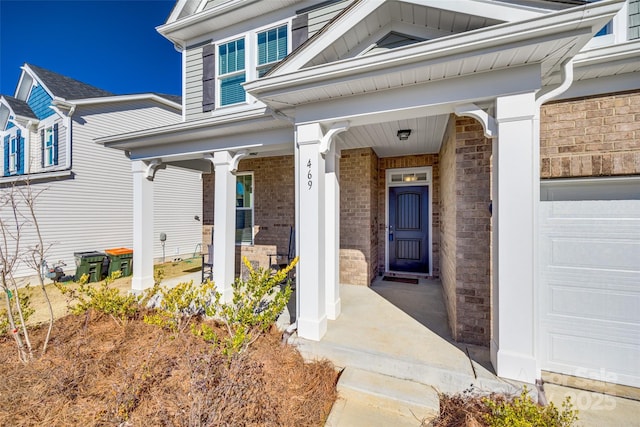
[290,278,640,426]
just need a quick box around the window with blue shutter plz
[41,124,59,167]
[257,24,288,77]
[218,38,246,106]
[3,135,9,176]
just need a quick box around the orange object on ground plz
[105,248,133,256]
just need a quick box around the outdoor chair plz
[268,226,296,286]
[201,243,213,283]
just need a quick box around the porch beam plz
[492,92,540,384]
[209,151,237,302]
[295,64,541,128]
[295,122,327,340]
[131,160,155,292]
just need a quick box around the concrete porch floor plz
[289,277,640,426]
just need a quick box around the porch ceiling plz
[339,114,449,157]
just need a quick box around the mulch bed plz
[0,312,338,426]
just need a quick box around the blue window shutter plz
[17,129,24,174]
[202,44,216,112]
[53,123,59,165]
[41,128,45,168]
[3,135,9,176]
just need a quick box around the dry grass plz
[22,257,202,324]
[0,312,338,426]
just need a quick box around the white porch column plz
[296,123,327,340]
[211,151,237,302]
[492,92,540,384]
[131,160,155,291]
[325,144,341,320]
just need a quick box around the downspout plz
[533,58,574,404]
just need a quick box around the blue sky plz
[0,0,181,97]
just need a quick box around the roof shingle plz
[27,64,114,100]
[3,95,37,119]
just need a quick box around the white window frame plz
[256,23,290,78]
[216,36,247,108]
[213,19,291,109]
[9,135,17,172]
[44,125,54,167]
[235,172,254,246]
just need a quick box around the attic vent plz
[366,32,424,55]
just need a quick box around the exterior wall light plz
[397,129,411,140]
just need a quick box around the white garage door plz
[539,199,640,388]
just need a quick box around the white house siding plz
[153,167,202,262]
[5,100,201,281]
[184,45,208,122]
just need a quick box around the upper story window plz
[218,38,246,106]
[207,22,290,111]
[3,128,23,176]
[257,25,288,77]
[44,126,54,166]
[9,136,17,172]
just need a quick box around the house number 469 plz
[306,159,312,190]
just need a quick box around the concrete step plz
[294,336,522,396]
[326,368,439,426]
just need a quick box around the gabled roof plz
[25,64,114,100]
[2,96,37,120]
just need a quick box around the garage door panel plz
[544,332,640,385]
[545,284,640,324]
[539,200,640,388]
[548,238,640,271]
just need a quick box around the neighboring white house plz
[0,64,202,281]
[98,0,640,390]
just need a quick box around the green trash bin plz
[105,248,133,277]
[74,251,106,283]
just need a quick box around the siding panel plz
[4,101,201,281]
[185,46,209,122]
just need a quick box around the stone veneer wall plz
[439,115,492,346]
[340,148,379,286]
[540,91,640,178]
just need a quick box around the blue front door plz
[388,185,429,273]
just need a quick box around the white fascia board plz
[20,64,55,100]
[165,0,192,25]
[157,0,256,45]
[62,94,181,111]
[96,106,270,147]
[406,0,548,20]
[248,0,623,96]
[573,39,640,67]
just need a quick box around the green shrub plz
[1,287,34,335]
[143,280,216,333]
[56,271,139,325]
[483,387,578,427]
[207,256,296,356]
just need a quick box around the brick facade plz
[439,115,492,346]
[540,90,640,178]
[340,148,379,286]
